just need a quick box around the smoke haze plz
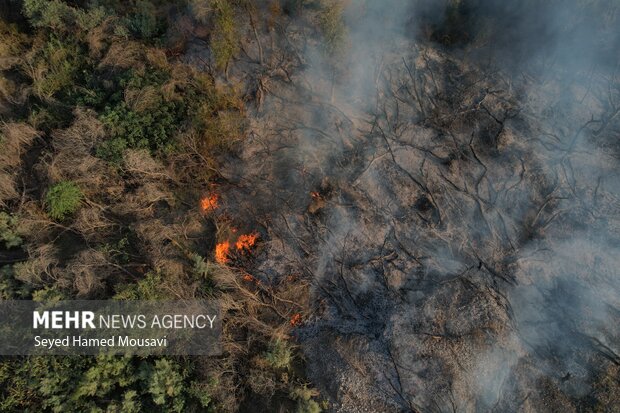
[219,0,620,410]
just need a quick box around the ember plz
[215,241,230,264]
[201,194,219,212]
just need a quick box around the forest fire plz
[2,0,617,412]
[215,233,259,264]
[235,233,259,251]
[215,241,230,264]
[200,194,219,212]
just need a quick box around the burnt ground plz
[185,5,620,413]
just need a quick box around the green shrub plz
[264,340,292,369]
[96,69,186,161]
[23,0,75,31]
[114,270,169,300]
[0,212,22,248]
[0,355,208,412]
[23,0,107,32]
[0,266,32,299]
[211,0,239,70]
[32,285,66,302]
[290,385,323,413]
[101,236,131,264]
[95,136,128,164]
[189,253,218,296]
[129,1,165,40]
[74,356,137,398]
[192,253,211,278]
[99,100,179,154]
[28,37,83,100]
[93,65,245,163]
[187,380,213,408]
[297,398,322,413]
[28,104,75,132]
[45,181,83,220]
[319,0,346,56]
[0,20,29,59]
[140,359,186,411]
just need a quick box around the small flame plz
[215,241,230,264]
[310,191,321,199]
[290,313,302,327]
[242,273,258,283]
[235,233,259,251]
[201,194,219,212]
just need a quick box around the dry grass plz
[99,41,146,71]
[73,206,116,242]
[145,48,170,70]
[0,172,18,204]
[85,17,117,58]
[15,201,53,241]
[0,78,16,105]
[0,123,39,169]
[124,85,161,112]
[47,109,123,199]
[131,218,186,283]
[13,244,58,287]
[0,123,40,205]
[122,149,173,181]
[0,21,28,69]
[51,109,104,159]
[189,0,213,24]
[66,249,110,297]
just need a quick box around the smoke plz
[220,0,620,410]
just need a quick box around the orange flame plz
[201,194,219,212]
[235,233,259,251]
[215,241,230,264]
[290,313,302,327]
[243,273,258,283]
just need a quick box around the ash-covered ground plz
[191,1,620,411]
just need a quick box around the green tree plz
[128,1,164,40]
[264,339,292,369]
[211,0,239,71]
[23,0,76,31]
[139,359,186,411]
[22,0,106,32]
[0,212,22,248]
[319,0,346,56]
[45,181,83,220]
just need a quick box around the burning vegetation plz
[200,194,219,213]
[214,241,231,264]
[215,232,259,264]
[235,232,258,251]
[0,1,618,413]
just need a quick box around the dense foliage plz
[0,355,212,412]
[45,180,82,220]
[0,0,326,411]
